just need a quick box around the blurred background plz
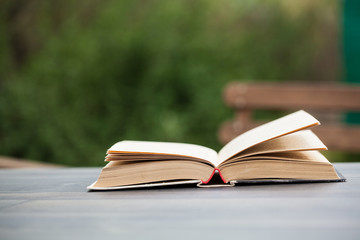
[0,0,359,166]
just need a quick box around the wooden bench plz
[0,156,62,168]
[219,82,360,152]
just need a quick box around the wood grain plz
[0,164,359,240]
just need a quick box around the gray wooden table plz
[0,163,359,240]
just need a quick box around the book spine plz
[201,168,227,184]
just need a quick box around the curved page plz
[218,110,319,165]
[108,140,218,166]
[222,130,327,165]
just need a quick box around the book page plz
[227,130,327,161]
[239,151,330,163]
[108,140,218,166]
[220,151,331,167]
[217,110,320,165]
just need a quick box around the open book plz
[88,110,345,190]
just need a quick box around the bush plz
[0,0,340,166]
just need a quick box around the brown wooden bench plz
[219,82,360,152]
[0,156,62,168]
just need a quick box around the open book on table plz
[88,110,345,190]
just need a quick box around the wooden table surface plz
[0,163,359,240]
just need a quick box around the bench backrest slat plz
[220,82,360,152]
[224,83,360,111]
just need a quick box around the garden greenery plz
[0,0,340,165]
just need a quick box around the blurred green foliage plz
[0,0,342,166]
